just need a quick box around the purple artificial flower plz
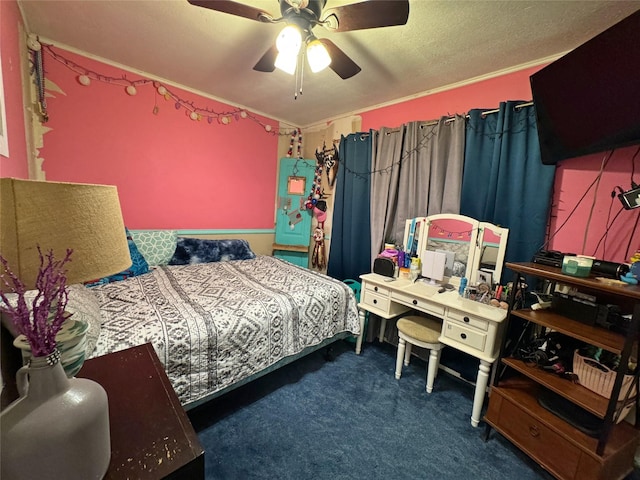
[0,247,73,357]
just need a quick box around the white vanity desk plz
[355,273,508,427]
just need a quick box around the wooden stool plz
[395,315,443,393]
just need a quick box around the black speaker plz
[590,260,630,279]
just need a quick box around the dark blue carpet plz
[188,340,637,480]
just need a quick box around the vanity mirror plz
[422,214,480,287]
[402,214,509,288]
[477,222,509,284]
[402,217,427,258]
[403,214,479,287]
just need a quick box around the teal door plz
[274,158,317,267]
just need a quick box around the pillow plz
[130,230,178,266]
[169,238,256,265]
[85,228,149,286]
[1,283,102,358]
[66,284,103,356]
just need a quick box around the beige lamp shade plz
[0,178,132,291]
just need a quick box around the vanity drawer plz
[361,290,408,317]
[364,282,392,297]
[447,309,489,331]
[443,321,486,352]
[391,291,445,317]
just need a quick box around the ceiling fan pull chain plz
[298,49,305,99]
[294,49,305,100]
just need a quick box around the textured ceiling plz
[17,0,640,127]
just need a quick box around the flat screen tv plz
[530,10,640,165]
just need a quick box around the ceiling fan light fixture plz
[284,0,309,9]
[275,51,298,75]
[276,25,303,55]
[306,38,331,73]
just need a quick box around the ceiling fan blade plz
[187,0,274,22]
[253,44,278,72]
[321,0,409,32]
[319,38,361,79]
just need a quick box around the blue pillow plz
[85,228,149,286]
[169,238,256,265]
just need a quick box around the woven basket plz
[573,350,636,401]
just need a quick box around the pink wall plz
[39,47,279,230]
[550,147,639,260]
[360,66,541,132]
[0,0,29,178]
[358,67,639,264]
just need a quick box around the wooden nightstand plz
[78,343,204,479]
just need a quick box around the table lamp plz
[0,178,132,290]
[0,177,133,480]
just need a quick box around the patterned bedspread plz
[89,256,360,406]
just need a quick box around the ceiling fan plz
[187,0,410,79]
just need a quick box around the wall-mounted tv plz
[530,10,640,165]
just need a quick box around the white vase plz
[0,350,111,480]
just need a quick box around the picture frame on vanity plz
[477,269,493,287]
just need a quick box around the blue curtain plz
[461,101,556,270]
[327,133,372,281]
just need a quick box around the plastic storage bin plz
[561,255,594,277]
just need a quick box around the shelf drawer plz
[447,309,489,331]
[497,396,581,479]
[443,321,486,352]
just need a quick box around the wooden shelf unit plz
[484,262,640,480]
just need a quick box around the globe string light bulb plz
[77,75,91,86]
[240,111,248,119]
[265,125,272,132]
[157,85,167,96]
[125,85,137,96]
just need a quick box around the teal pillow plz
[85,228,149,286]
[130,230,178,266]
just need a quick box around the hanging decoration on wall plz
[315,141,340,187]
[35,43,288,134]
[278,196,292,212]
[29,36,48,123]
[287,128,303,158]
[288,209,303,228]
[305,162,324,211]
[312,200,328,270]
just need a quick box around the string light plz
[40,44,291,135]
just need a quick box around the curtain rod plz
[356,101,536,136]
[417,100,534,128]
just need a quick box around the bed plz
[1,235,360,411]
[87,254,360,409]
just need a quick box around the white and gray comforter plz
[90,256,360,406]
